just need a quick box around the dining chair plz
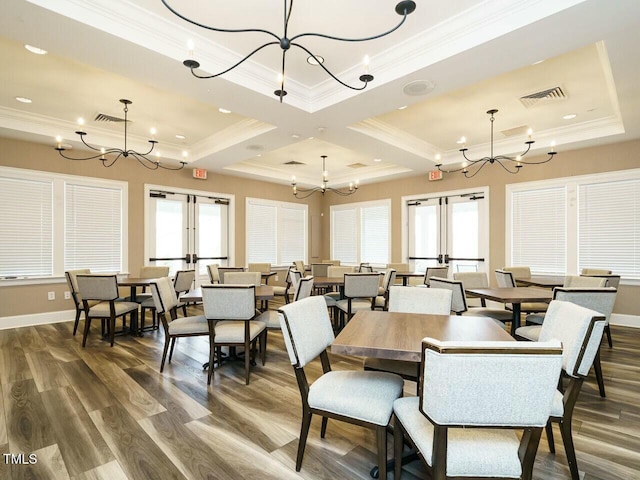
[393,338,563,480]
[217,266,244,283]
[563,275,606,287]
[132,265,170,302]
[581,268,612,275]
[271,267,293,304]
[321,259,341,266]
[516,287,616,398]
[149,276,209,372]
[65,268,94,336]
[374,268,397,310]
[323,265,355,306]
[579,274,620,347]
[293,260,306,274]
[335,273,381,327]
[278,296,403,478]
[358,262,374,272]
[248,262,271,274]
[495,269,549,314]
[141,269,196,331]
[311,263,331,277]
[206,263,220,284]
[257,276,315,329]
[504,265,532,280]
[76,274,139,347]
[453,271,490,306]
[223,271,261,285]
[201,284,267,385]
[423,266,449,286]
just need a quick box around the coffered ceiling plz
[1,0,639,187]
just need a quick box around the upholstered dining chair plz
[76,274,139,347]
[206,263,220,284]
[516,287,616,398]
[453,271,491,306]
[581,268,612,275]
[132,265,170,302]
[141,269,196,331]
[257,276,314,329]
[65,269,94,336]
[321,259,341,266]
[201,284,267,385]
[293,260,306,274]
[278,296,403,478]
[393,338,563,480]
[323,265,355,305]
[216,266,244,283]
[374,268,397,310]
[223,271,261,285]
[423,266,449,286]
[495,269,549,314]
[335,273,380,327]
[311,263,331,277]
[563,275,606,287]
[271,267,293,304]
[503,265,532,280]
[522,300,605,480]
[149,276,209,372]
[248,262,271,274]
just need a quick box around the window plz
[507,168,640,281]
[331,200,390,266]
[246,198,307,265]
[0,167,128,281]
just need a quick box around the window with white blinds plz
[0,176,53,277]
[511,186,566,274]
[245,198,307,265]
[0,167,127,282]
[579,178,640,279]
[507,168,640,282]
[65,183,123,273]
[331,200,390,266]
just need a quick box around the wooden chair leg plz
[376,425,387,480]
[545,421,556,453]
[605,324,613,348]
[560,418,579,480]
[244,334,252,385]
[593,349,606,398]
[73,309,81,336]
[394,417,405,479]
[207,341,216,385]
[109,316,116,347]
[261,330,267,366]
[168,337,177,363]
[295,407,313,471]
[320,417,328,438]
[82,317,92,347]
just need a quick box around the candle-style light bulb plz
[150,127,157,138]
[550,141,556,153]
[55,136,62,148]
[77,117,85,126]
[100,147,105,160]
[187,39,195,58]
[527,128,533,140]
[349,182,354,192]
[291,175,296,184]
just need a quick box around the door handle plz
[185,253,192,264]
[192,253,198,264]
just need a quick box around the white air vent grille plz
[520,86,567,108]
[284,160,305,165]
[94,113,128,123]
[347,162,367,169]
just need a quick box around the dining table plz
[394,272,424,286]
[181,285,275,311]
[117,277,161,335]
[464,286,553,334]
[516,275,565,288]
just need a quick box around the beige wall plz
[0,137,322,317]
[322,139,640,316]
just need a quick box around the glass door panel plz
[149,197,188,275]
[408,200,441,272]
[194,199,228,286]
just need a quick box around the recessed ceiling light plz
[218,107,231,114]
[402,80,435,97]
[307,55,325,65]
[563,114,577,120]
[532,59,544,65]
[24,44,47,55]
[398,105,408,110]
[373,158,382,162]
[291,134,300,139]
[456,136,466,144]
[175,134,186,140]
[15,97,32,104]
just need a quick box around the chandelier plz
[161,0,416,102]
[55,99,186,170]
[292,155,358,198]
[435,109,557,178]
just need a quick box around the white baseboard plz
[610,313,640,329]
[0,310,74,330]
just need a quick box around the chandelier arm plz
[515,153,557,165]
[284,0,293,38]
[78,134,104,152]
[128,152,160,170]
[56,149,105,161]
[327,188,356,196]
[128,140,157,157]
[188,41,280,79]
[157,160,188,171]
[101,152,123,168]
[293,188,322,199]
[161,0,280,41]
[463,159,492,178]
[290,9,410,43]
[494,158,521,174]
[292,43,369,90]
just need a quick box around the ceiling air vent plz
[520,86,567,108]
[347,162,367,168]
[284,160,305,165]
[94,112,128,123]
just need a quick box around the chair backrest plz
[248,263,271,274]
[293,260,306,273]
[428,277,467,314]
[358,263,374,272]
[503,266,531,279]
[539,300,606,378]
[311,263,331,277]
[65,269,91,305]
[423,266,449,286]
[453,271,490,289]
[139,266,170,278]
[174,270,195,293]
[327,265,354,278]
[495,269,516,288]
[76,274,119,302]
[581,268,612,275]
[206,264,220,283]
[150,276,179,314]
[563,275,606,288]
[289,269,303,291]
[388,286,452,314]
[343,273,381,299]
[381,269,397,294]
[217,267,244,283]
[322,259,341,266]
[278,296,335,368]
[553,287,617,325]
[223,271,261,285]
[581,274,620,289]
[386,262,409,272]
[419,338,563,427]
[294,277,315,302]
[202,285,256,320]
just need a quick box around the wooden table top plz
[331,310,513,362]
[117,277,159,287]
[394,272,424,278]
[180,285,274,302]
[313,276,346,287]
[516,275,565,288]
[465,287,553,303]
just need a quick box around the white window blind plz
[511,186,566,274]
[0,176,53,277]
[361,205,389,264]
[246,202,278,264]
[280,206,306,265]
[332,208,357,264]
[579,178,640,279]
[65,183,123,273]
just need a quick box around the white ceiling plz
[1,0,639,187]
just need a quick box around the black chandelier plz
[161,0,416,102]
[435,109,557,178]
[55,99,186,170]
[292,155,358,198]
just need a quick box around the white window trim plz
[144,184,236,267]
[245,197,308,267]
[0,166,128,287]
[506,168,640,285]
[331,198,392,267]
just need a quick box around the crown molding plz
[348,118,439,159]
[189,119,276,160]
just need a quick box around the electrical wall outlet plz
[47,291,55,301]
[64,291,71,300]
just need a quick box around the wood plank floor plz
[0,302,638,479]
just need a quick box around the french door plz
[407,190,488,274]
[147,188,229,286]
